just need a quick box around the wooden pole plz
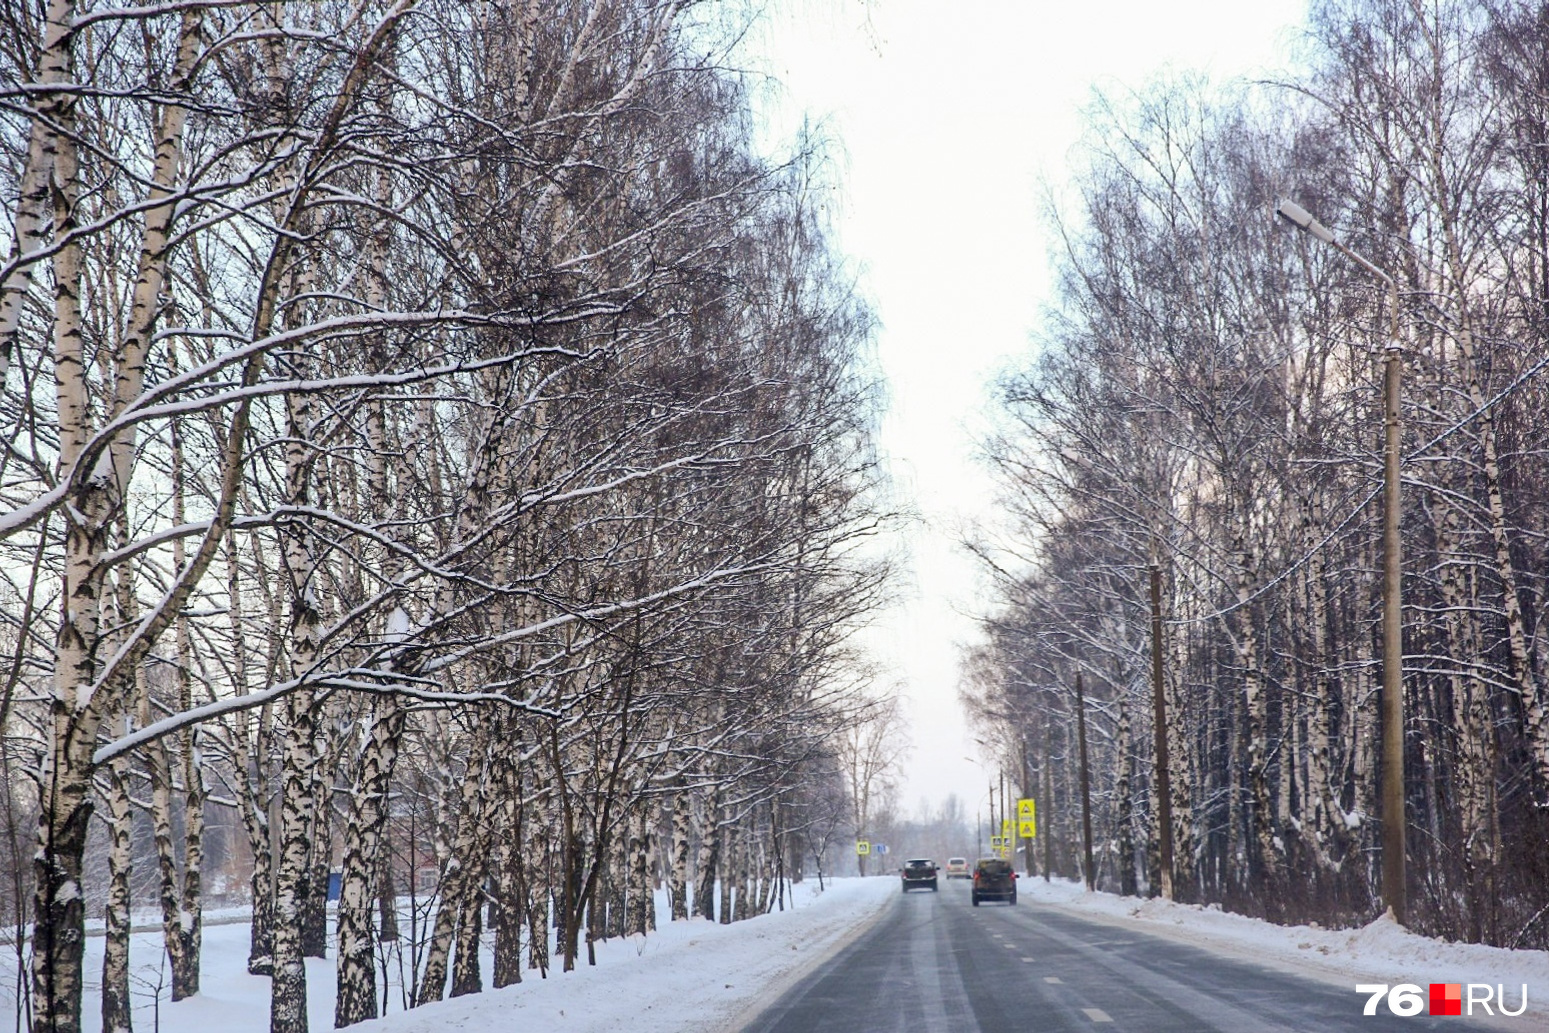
[1150,564,1175,899]
[1042,709,1054,881]
[1021,739,1035,876]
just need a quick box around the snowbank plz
[1023,877,1549,1029]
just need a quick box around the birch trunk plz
[450,864,485,997]
[1417,34,1549,785]
[1436,501,1500,942]
[732,826,751,922]
[151,411,202,1001]
[301,746,333,960]
[32,2,105,1027]
[100,753,134,1033]
[693,787,721,920]
[1234,530,1277,893]
[1115,688,1137,896]
[270,686,319,1033]
[334,697,405,1027]
[526,834,549,975]
[417,730,488,1003]
[1166,610,1195,899]
[600,822,621,941]
[271,379,325,1033]
[224,530,277,974]
[669,779,690,919]
[717,817,734,924]
[490,759,524,989]
[1302,489,1343,867]
[625,805,652,935]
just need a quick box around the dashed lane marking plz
[1020,956,1035,962]
[1044,976,1062,983]
[1082,1008,1113,1023]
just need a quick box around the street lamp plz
[1276,198,1406,926]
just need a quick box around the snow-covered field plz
[1023,878,1549,1029]
[8,876,1545,1031]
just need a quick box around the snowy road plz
[741,878,1506,1033]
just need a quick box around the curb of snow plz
[367,877,899,1033]
[1023,879,1547,1031]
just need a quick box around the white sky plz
[738,0,1308,817]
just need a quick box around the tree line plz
[965,0,1549,950]
[0,2,892,1032]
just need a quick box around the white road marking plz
[1044,976,1062,983]
[1082,1008,1113,1023]
[1020,956,1035,962]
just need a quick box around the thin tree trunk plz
[693,787,720,921]
[669,778,690,920]
[270,688,319,1033]
[417,734,487,1003]
[1116,685,1137,896]
[32,2,104,1024]
[335,698,405,1027]
[100,755,134,1033]
[625,805,652,935]
[491,758,524,989]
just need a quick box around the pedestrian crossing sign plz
[1017,798,1036,821]
[856,840,870,856]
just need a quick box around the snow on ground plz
[3,877,896,1033]
[1023,877,1549,1029]
[12,876,1544,1031]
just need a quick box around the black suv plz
[900,858,938,892]
[971,857,1017,905]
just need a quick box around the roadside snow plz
[1024,877,1548,1029]
[373,877,894,1033]
[3,877,896,1033]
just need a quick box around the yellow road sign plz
[1017,798,1036,821]
[1018,819,1037,838]
[856,840,870,856]
[1001,818,1012,837]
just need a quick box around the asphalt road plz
[741,876,1496,1033]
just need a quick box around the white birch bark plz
[32,4,106,1029]
[668,776,691,920]
[99,750,134,1033]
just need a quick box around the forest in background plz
[965,0,1549,951]
[0,3,900,1033]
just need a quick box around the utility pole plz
[1150,563,1175,900]
[999,768,1007,855]
[1042,708,1054,881]
[1021,739,1035,876]
[1075,672,1095,891]
[1275,198,1406,925]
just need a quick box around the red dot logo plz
[1429,983,1461,1016]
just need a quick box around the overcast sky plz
[737,0,1308,818]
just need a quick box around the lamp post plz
[1275,198,1406,926]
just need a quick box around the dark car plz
[901,858,939,892]
[971,857,1016,905]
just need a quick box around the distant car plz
[971,857,1016,906]
[900,858,939,892]
[944,857,970,879]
